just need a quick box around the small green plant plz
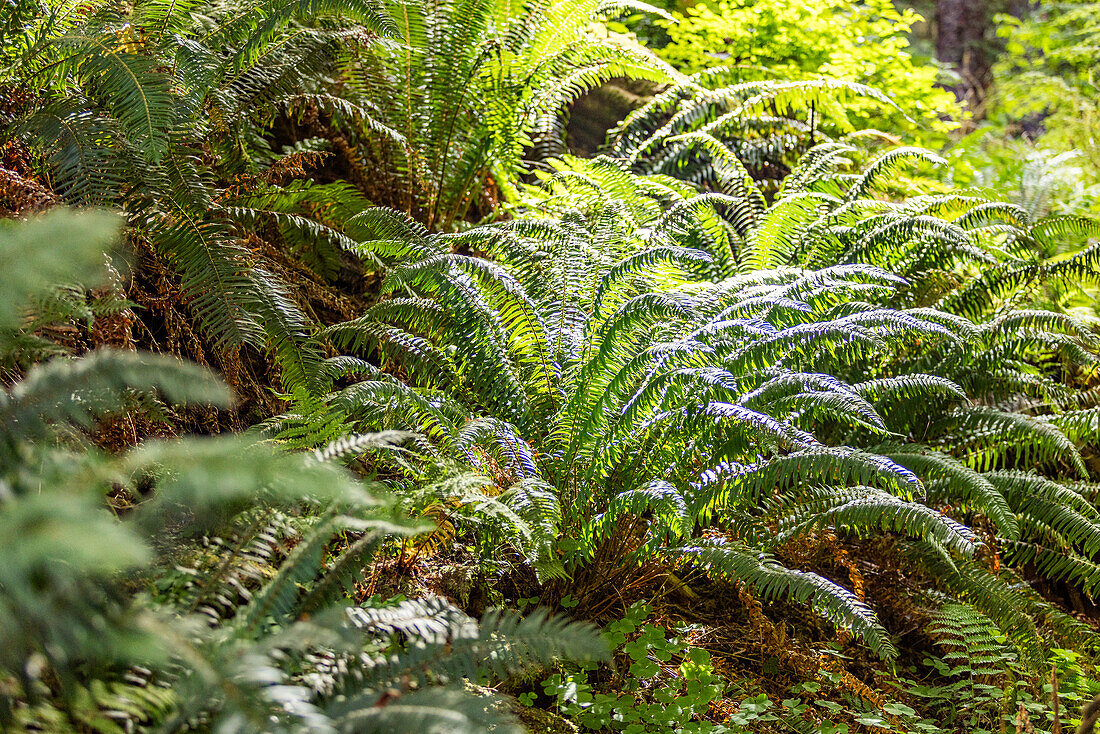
[1051,647,1100,728]
[543,603,902,733]
[878,603,1100,734]
[544,603,726,733]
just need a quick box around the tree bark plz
[936,0,993,108]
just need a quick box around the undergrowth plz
[3,0,1100,732]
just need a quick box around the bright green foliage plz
[0,0,683,381]
[950,3,1100,221]
[542,603,920,733]
[923,603,1020,732]
[539,602,1097,733]
[1051,648,1100,731]
[608,74,921,192]
[5,1,1100,730]
[331,0,678,229]
[879,604,1099,734]
[997,2,1100,180]
[0,211,606,732]
[654,0,958,143]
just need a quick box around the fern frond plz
[904,544,1043,670]
[51,33,175,160]
[874,447,1017,538]
[846,147,945,201]
[666,540,896,660]
[0,350,229,460]
[774,484,979,555]
[0,209,123,330]
[694,448,924,514]
[325,685,516,734]
[940,406,1088,478]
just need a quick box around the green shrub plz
[654,0,959,143]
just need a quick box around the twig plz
[1053,663,1062,734]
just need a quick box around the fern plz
[666,540,897,660]
[0,349,230,466]
[301,143,1100,672]
[333,0,677,228]
[928,602,1018,679]
[2,0,376,378]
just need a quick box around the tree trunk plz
[936,0,993,110]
